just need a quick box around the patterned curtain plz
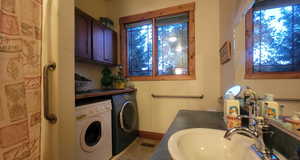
[0,0,42,159]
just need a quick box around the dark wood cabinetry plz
[92,21,105,62]
[75,9,92,60]
[75,8,117,65]
[103,28,117,64]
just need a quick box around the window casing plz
[245,0,300,79]
[120,3,195,81]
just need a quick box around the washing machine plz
[76,99,112,160]
[111,92,139,155]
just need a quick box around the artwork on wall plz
[220,41,232,64]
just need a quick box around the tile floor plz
[113,138,160,160]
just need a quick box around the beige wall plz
[75,0,108,19]
[42,0,75,159]
[219,0,239,94]
[109,0,221,133]
[220,0,300,116]
[75,62,103,89]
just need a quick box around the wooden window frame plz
[120,2,195,81]
[245,8,300,79]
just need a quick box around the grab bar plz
[219,96,300,102]
[152,94,204,99]
[43,63,57,124]
[274,98,300,102]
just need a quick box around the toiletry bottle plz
[264,101,279,119]
[224,99,240,124]
[279,104,285,117]
[226,114,241,129]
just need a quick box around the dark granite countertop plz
[75,88,136,100]
[150,110,226,160]
[150,110,300,160]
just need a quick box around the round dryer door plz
[119,101,137,133]
[80,117,102,152]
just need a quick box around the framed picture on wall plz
[220,41,232,64]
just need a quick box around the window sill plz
[245,72,300,79]
[127,75,196,81]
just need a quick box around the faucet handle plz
[237,115,267,129]
[255,116,265,125]
[237,115,256,129]
[237,115,250,120]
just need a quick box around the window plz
[120,3,195,80]
[245,0,300,79]
[126,21,153,76]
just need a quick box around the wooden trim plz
[128,75,195,81]
[245,8,254,78]
[119,2,195,24]
[120,23,127,76]
[245,72,300,79]
[152,18,158,78]
[245,8,300,79]
[120,3,196,81]
[188,9,196,80]
[139,130,164,140]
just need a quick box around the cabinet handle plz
[43,63,58,124]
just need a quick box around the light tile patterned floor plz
[113,138,160,160]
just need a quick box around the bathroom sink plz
[168,128,260,160]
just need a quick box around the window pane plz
[253,4,300,72]
[127,21,153,76]
[157,14,188,75]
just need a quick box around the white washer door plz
[80,116,103,153]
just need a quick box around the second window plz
[120,3,195,80]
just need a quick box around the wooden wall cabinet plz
[103,28,117,64]
[75,9,92,60]
[75,8,117,65]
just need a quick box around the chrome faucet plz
[224,127,258,140]
[224,116,279,160]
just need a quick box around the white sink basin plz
[168,128,260,160]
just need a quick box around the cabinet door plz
[92,22,105,62]
[103,29,116,64]
[75,9,92,60]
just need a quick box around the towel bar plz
[152,94,204,99]
[275,98,300,102]
[219,96,300,102]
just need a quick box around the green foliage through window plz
[253,4,300,72]
[157,21,188,75]
[125,13,189,77]
[127,22,153,76]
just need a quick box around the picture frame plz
[220,41,232,64]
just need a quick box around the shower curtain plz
[0,0,42,159]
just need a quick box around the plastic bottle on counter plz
[224,99,240,125]
[264,102,280,119]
